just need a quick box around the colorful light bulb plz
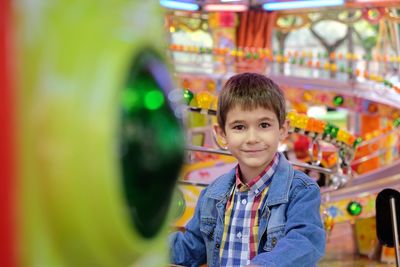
[347,201,362,216]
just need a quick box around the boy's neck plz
[239,164,269,184]
[238,153,279,184]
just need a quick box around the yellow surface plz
[173,184,204,229]
[354,217,377,256]
[15,1,173,266]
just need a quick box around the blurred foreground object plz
[12,1,183,266]
[0,0,16,266]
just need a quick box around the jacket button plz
[215,243,220,249]
[271,237,277,247]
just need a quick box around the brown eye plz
[233,125,245,130]
[260,122,271,128]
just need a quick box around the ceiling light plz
[203,4,248,12]
[160,0,199,11]
[262,0,344,11]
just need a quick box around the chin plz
[244,159,270,169]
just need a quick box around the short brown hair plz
[217,72,286,131]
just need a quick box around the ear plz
[213,123,227,147]
[279,119,289,142]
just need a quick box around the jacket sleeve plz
[250,177,326,267]
[169,189,208,267]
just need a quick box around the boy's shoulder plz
[291,169,319,188]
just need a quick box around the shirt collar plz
[235,153,280,194]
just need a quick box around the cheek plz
[225,135,241,147]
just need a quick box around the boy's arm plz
[250,182,326,267]
[169,189,207,266]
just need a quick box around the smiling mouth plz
[242,148,266,153]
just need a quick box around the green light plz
[323,123,333,135]
[120,51,185,238]
[183,89,194,105]
[384,80,391,87]
[346,67,353,74]
[144,90,164,110]
[353,137,363,148]
[330,126,339,138]
[347,201,362,216]
[174,189,186,220]
[394,118,400,127]
[333,95,344,106]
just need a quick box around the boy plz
[170,73,326,266]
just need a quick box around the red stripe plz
[0,0,17,266]
[249,194,261,259]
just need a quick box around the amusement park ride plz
[165,0,400,265]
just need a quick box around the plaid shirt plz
[220,153,279,266]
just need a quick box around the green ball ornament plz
[394,118,400,127]
[347,201,362,216]
[324,123,333,135]
[330,126,339,138]
[173,188,186,220]
[333,95,344,106]
[383,80,390,86]
[183,89,194,105]
[353,137,363,148]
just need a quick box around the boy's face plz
[214,105,288,181]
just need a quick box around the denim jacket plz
[170,153,326,267]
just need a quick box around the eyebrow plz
[258,117,275,122]
[228,117,275,126]
[228,120,246,126]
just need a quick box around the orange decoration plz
[303,92,313,102]
[182,79,191,89]
[306,117,316,132]
[314,120,325,134]
[367,103,378,113]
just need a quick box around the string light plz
[347,201,362,216]
[169,44,400,92]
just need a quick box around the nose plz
[246,128,260,144]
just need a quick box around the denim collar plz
[205,152,293,206]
